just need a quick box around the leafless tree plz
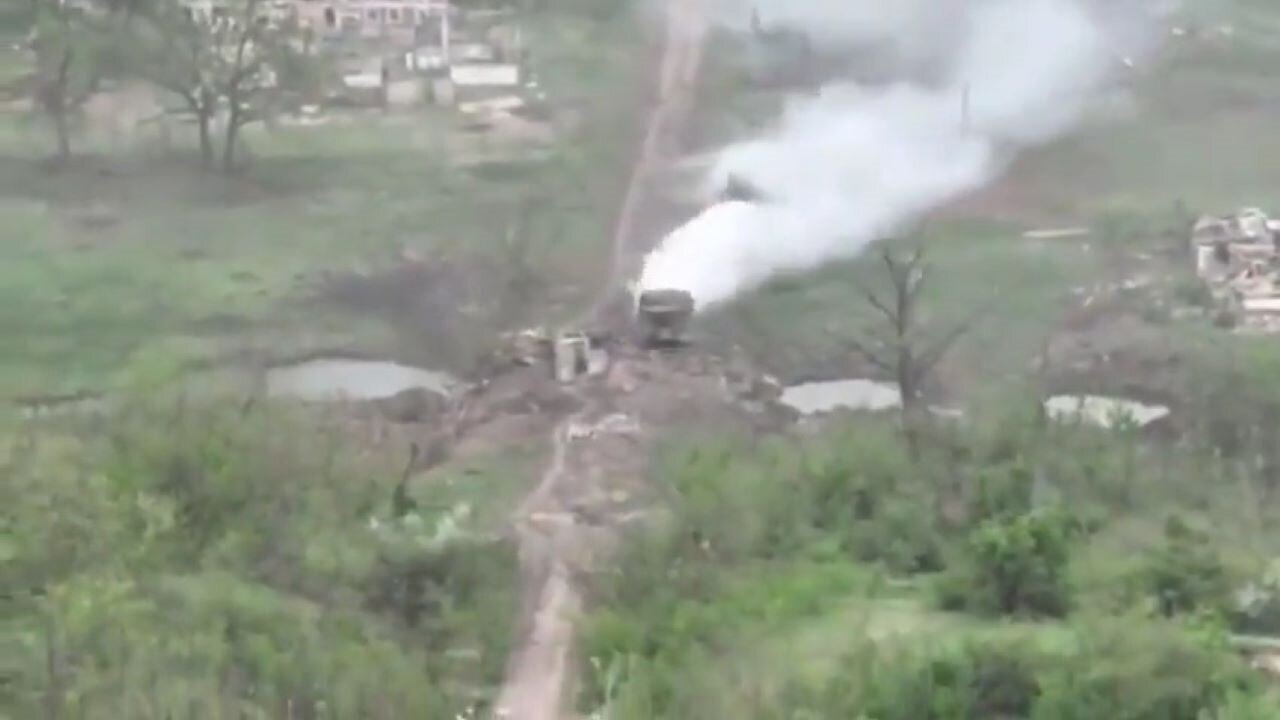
[847,244,987,446]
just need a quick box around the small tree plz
[136,0,305,170]
[1145,516,1230,619]
[941,508,1076,618]
[27,0,119,163]
[847,244,986,447]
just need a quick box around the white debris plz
[1023,227,1090,240]
[781,379,901,415]
[1044,395,1170,429]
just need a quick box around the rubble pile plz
[1191,207,1280,332]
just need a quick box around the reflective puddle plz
[266,359,457,402]
[1044,394,1170,429]
[781,379,902,415]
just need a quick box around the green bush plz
[2,397,515,718]
[766,638,1043,720]
[1033,620,1257,720]
[764,622,1261,720]
[865,641,1042,720]
[1144,516,1231,619]
[941,508,1076,618]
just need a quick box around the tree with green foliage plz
[1145,515,1231,619]
[133,0,309,170]
[943,508,1076,618]
[2,396,516,717]
[26,0,120,163]
[767,622,1262,720]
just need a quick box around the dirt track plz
[491,2,709,718]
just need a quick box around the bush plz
[768,638,1043,720]
[2,397,514,718]
[1033,620,1257,720]
[1144,516,1230,619]
[941,509,1076,618]
[766,622,1262,720]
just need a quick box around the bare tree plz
[847,244,986,444]
[135,0,306,171]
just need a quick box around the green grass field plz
[0,5,646,398]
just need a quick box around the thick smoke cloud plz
[639,0,1147,310]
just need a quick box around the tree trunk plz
[197,109,213,169]
[222,111,240,172]
[52,109,71,165]
[898,352,923,460]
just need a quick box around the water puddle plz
[781,379,901,415]
[266,359,457,402]
[1044,394,1170,429]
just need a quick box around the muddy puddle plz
[266,359,457,402]
[1044,394,1170,428]
[781,379,902,415]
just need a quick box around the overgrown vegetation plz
[1,396,517,717]
[578,383,1280,717]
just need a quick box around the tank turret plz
[635,289,694,347]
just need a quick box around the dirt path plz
[586,0,709,327]
[493,2,708,718]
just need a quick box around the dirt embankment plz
[493,2,711,718]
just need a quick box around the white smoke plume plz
[639,0,1154,310]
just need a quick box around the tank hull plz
[636,289,695,346]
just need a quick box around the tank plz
[636,289,695,346]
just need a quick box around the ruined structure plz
[1191,207,1280,332]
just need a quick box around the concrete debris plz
[457,94,526,117]
[554,332,590,383]
[450,63,520,87]
[1023,227,1089,240]
[781,379,902,415]
[453,42,497,62]
[1191,207,1280,332]
[566,421,594,441]
[289,0,546,136]
[1044,395,1170,429]
[566,413,640,442]
[552,330,610,384]
[586,347,610,377]
[1251,653,1280,678]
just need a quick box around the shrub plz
[1144,516,1230,619]
[942,508,1076,618]
[1033,620,1257,720]
[769,638,1044,720]
[3,397,513,718]
[766,622,1262,720]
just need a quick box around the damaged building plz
[1192,207,1280,331]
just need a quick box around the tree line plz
[19,0,314,170]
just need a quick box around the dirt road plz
[492,2,709,718]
